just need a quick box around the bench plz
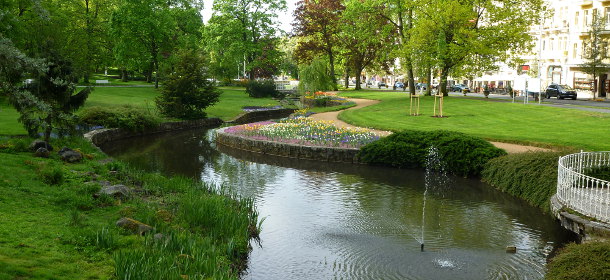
[95,80,110,84]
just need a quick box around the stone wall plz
[228,109,296,124]
[85,118,223,146]
[215,126,360,163]
[550,195,610,242]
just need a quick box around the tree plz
[297,57,335,93]
[417,0,543,96]
[580,15,610,99]
[11,49,91,142]
[155,51,220,120]
[341,0,395,90]
[203,0,286,80]
[293,0,344,91]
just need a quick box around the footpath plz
[310,98,550,154]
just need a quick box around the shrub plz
[546,241,610,280]
[481,151,566,211]
[78,106,161,131]
[358,130,506,177]
[156,51,221,119]
[39,164,64,185]
[245,79,283,99]
[297,57,335,93]
[584,166,610,182]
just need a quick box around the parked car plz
[451,84,470,93]
[394,82,404,89]
[377,81,386,88]
[545,84,577,100]
[415,83,428,90]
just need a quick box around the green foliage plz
[546,241,610,280]
[481,152,566,211]
[245,80,283,99]
[78,106,161,131]
[584,166,610,182]
[359,130,506,177]
[297,57,335,94]
[156,51,221,119]
[38,164,65,185]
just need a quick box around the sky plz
[201,0,299,33]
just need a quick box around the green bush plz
[481,151,566,211]
[78,106,161,131]
[245,79,283,99]
[358,130,506,177]
[584,166,610,182]
[39,164,64,185]
[546,241,610,280]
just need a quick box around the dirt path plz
[310,98,551,154]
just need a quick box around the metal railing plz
[557,151,610,223]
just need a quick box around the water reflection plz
[101,128,574,280]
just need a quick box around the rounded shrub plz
[546,241,610,280]
[245,80,283,99]
[78,106,161,131]
[358,130,506,177]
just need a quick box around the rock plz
[30,140,53,152]
[153,233,164,241]
[116,217,153,235]
[34,147,50,158]
[99,184,131,198]
[506,246,517,253]
[58,147,83,163]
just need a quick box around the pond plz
[100,128,574,280]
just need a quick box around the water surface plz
[100,128,574,280]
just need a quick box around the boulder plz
[34,147,50,158]
[30,140,53,152]
[99,184,131,198]
[58,147,83,163]
[116,217,153,235]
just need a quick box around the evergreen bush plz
[245,79,283,98]
[546,241,610,280]
[481,151,566,211]
[359,130,506,177]
[78,106,161,132]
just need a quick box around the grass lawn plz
[338,91,610,151]
[0,87,279,135]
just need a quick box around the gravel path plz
[310,98,551,154]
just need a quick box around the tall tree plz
[580,15,610,99]
[203,0,286,80]
[293,0,344,91]
[417,0,543,96]
[341,0,395,90]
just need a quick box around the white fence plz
[557,151,610,223]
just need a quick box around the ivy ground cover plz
[224,117,380,148]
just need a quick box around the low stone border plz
[228,109,296,124]
[85,118,223,146]
[550,195,610,242]
[215,126,360,163]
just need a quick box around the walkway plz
[310,98,550,154]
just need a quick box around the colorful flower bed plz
[301,91,354,108]
[223,117,380,148]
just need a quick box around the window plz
[575,11,579,26]
[605,7,610,25]
[584,10,589,27]
[550,38,555,51]
[573,43,577,59]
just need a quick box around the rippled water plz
[100,128,575,280]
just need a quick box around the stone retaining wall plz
[550,195,610,242]
[215,126,360,163]
[85,118,223,146]
[228,109,296,124]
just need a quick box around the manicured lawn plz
[206,87,279,120]
[0,97,26,135]
[338,91,610,151]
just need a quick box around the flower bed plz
[301,91,355,108]
[223,117,380,148]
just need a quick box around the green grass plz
[206,87,279,120]
[0,96,26,135]
[338,91,610,151]
[0,136,259,279]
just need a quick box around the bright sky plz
[201,0,299,33]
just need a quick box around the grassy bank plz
[0,86,279,135]
[0,137,258,279]
[338,91,610,151]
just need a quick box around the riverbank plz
[0,135,259,279]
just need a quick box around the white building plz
[473,0,610,98]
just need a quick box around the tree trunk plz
[355,69,362,90]
[154,60,159,89]
[121,68,128,82]
[344,67,349,89]
[425,67,432,96]
[43,114,53,143]
[440,66,450,96]
[407,66,415,95]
